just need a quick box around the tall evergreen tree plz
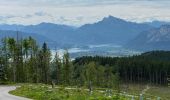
[63,50,73,85]
[41,42,51,84]
[84,62,97,93]
[52,52,62,84]
[7,38,17,82]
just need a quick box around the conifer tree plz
[52,52,62,84]
[63,50,72,85]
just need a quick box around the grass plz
[9,83,170,100]
[9,84,134,100]
[146,85,170,100]
[120,84,170,100]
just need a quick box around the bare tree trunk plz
[89,81,92,94]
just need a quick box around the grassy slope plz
[9,84,170,100]
[146,86,170,100]
[9,84,132,100]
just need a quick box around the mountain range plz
[126,25,170,51]
[0,30,57,47]
[0,16,170,51]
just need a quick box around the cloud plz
[0,15,15,19]
[34,11,48,16]
[0,0,170,7]
[0,15,17,23]
[0,0,169,26]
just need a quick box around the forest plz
[74,51,170,85]
[0,36,170,89]
[0,36,119,91]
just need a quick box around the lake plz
[51,44,141,59]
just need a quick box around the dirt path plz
[0,86,31,100]
[142,85,150,94]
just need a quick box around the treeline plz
[0,36,51,83]
[1,36,169,88]
[74,51,170,85]
[0,36,119,91]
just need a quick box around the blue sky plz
[0,0,170,26]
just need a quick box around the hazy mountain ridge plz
[77,16,153,44]
[0,30,57,47]
[0,16,153,46]
[0,16,170,50]
[144,21,170,27]
[126,25,170,51]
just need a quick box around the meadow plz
[9,84,169,100]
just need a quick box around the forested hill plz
[74,51,170,85]
[141,51,170,61]
[74,51,170,65]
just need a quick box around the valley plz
[0,1,170,99]
[51,44,141,59]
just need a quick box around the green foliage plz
[51,52,62,84]
[74,51,170,85]
[10,84,126,100]
[39,42,51,84]
[62,50,73,85]
[0,37,52,84]
[1,36,170,99]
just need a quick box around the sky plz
[0,0,170,26]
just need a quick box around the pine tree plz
[28,37,38,83]
[0,51,6,83]
[7,38,17,82]
[63,50,73,85]
[41,42,51,84]
[52,52,62,84]
[84,62,97,93]
[0,38,8,82]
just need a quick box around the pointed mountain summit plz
[77,16,153,44]
[0,16,153,46]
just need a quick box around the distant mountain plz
[0,16,153,47]
[126,25,170,51]
[0,30,57,47]
[144,21,170,27]
[0,24,25,31]
[20,23,76,46]
[76,16,153,44]
[0,23,75,47]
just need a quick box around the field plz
[9,84,170,100]
[9,84,124,100]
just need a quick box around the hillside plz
[126,25,170,51]
[0,30,56,47]
[0,16,153,46]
